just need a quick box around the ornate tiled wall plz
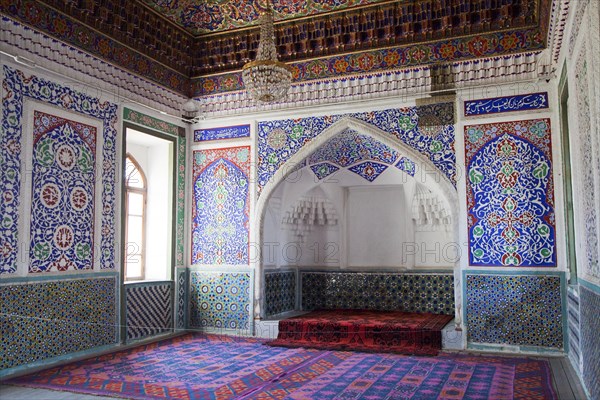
[465,274,563,348]
[191,147,251,266]
[0,277,117,370]
[298,129,410,183]
[264,270,296,317]
[29,111,97,272]
[189,270,252,331]
[257,103,456,194]
[301,272,454,315]
[579,285,600,399]
[1,65,118,274]
[464,118,556,267]
[125,283,173,341]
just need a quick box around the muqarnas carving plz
[465,119,556,267]
[191,147,250,265]
[29,111,97,272]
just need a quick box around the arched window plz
[124,154,147,281]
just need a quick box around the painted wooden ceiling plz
[1,0,552,97]
[141,0,388,35]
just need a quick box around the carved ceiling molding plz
[2,0,553,98]
[196,52,548,119]
[0,17,187,116]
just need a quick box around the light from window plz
[124,155,146,281]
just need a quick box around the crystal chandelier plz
[242,1,293,103]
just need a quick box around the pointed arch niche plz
[256,116,461,322]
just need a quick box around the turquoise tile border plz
[579,278,600,295]
[0,271,119,285]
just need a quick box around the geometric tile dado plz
[466,274,563,348]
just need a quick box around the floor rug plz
[267,309,454,356]
[5,333,557,399]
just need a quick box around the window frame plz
[124,153,147,281]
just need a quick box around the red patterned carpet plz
[267,309,454,355]
[5,333,557,400]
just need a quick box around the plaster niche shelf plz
[283,196,338,242]
[412,184,451,231]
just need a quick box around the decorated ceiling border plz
[193,29,545,96]
[2,1,555,98]
[1,2,189,94]
[123,108,187,268]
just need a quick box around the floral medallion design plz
[29,112,96,272]
[465,119,555,267]
[141,0,386,34]
[192,147,250,266]
[395,157,416,176]
[348,161,388,182]
[257,103,455,194]
[1,66,118,274]
[309,163,340,180]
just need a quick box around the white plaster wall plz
[262,162,455,270]
[347,186,407,268]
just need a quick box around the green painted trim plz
[462,270,567,351]
[0,271,118,285]
[579,278,600,294]
[123,107,180,137]
[175,134,186,267]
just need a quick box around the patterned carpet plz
[267,309,454,355]
[6,333,557,399]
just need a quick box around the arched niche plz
[255,117,461,323]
